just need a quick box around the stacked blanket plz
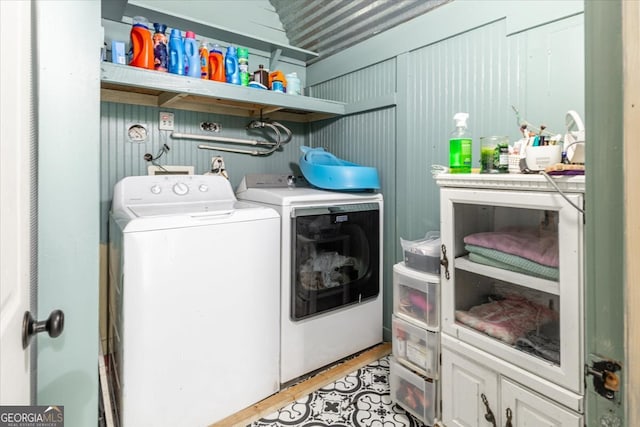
[455,294,558,346]
[464,228,559,280]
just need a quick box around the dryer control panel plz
[237,173,309,191]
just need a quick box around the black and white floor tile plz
[248,356,427,427]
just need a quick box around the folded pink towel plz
[464,228,558,268]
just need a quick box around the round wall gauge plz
[127,123,149,142]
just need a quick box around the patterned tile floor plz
[248,356,427,427]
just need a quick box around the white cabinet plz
[442,345,583,427]
[500,378,582,426]
[436,174,585,426]
[441,345,498,427]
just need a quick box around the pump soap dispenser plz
[449,113,472,173]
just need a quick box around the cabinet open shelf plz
[100,62,346,123]
[455,256,560,296]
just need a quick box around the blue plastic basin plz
[298,146,380,191]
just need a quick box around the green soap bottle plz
[449,112,472,173]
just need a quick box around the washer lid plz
[114,200,278,233]
[237,186,382,206]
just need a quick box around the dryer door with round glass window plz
[290,203,380,321]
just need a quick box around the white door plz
[0,0,35,404]
[441,346,499,427]
[500,378,583,426]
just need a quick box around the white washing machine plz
[237,174,383,385]
[108,175,280,427]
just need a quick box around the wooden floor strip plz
[209,342,392,427]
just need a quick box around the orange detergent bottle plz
[199,41,209,79]
[269,70,287,90]
[129,16,154,69]
[208,44,225,82]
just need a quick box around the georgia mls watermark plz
[0,406,64,427]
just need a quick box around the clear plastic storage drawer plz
[393,263,439,329]
[392,315,439,379]
[389,356,437,424]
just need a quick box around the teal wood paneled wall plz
[308,60,396,339]
[99,102,308,240]
[398,19,510,243]
[310,60,397,103]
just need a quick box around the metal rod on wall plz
[171,132,277,147]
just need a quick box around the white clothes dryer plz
[109,175,280,427]
[237,174,383,385]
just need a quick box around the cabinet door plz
[500,378,583,427]
[441,346,499,427]
[440,186,584,393]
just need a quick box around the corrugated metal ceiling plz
[269,0,450,62]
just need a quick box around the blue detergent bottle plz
[184,30,200,77]
[225,45,240,85]
[168,28,185,75]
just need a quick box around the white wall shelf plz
[100,62,345,122]
[455,256,560,296]
[102,1,319,64]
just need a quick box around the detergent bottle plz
[168,28,185,75]
[225,45,240,85]
[184,31,200,77]
[208,44,225,82]
[269,70,286,93]
[286,72,301,95]
[129,16,154,69]
[449,112,472,173]
[237,47,250,86]
[199,40,209,79]
[152,23,168,72]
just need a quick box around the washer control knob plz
[199,184,209,192]
[150,185,162,194]
[173,182,189,196]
